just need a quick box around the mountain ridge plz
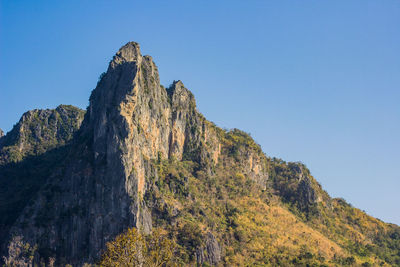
[0,42,399,266]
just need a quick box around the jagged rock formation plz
[0,128,4,138]
[1,42,399,267]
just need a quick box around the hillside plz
[0,42,399,266]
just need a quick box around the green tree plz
[100,227,176,267]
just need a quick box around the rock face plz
[2,42,269,265]
[0,129,4,138]
[196,232,222,266]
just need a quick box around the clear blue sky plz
[1,1,399,224]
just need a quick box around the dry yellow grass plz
[236,197,345,259]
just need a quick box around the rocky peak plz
[0,129,4,138]
[167,80,185,94]
[2,42,198,264]
[110,42,141,67]
[168,80,196,110]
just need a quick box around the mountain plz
[0,42,399,266]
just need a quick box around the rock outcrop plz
[0,128,4,138]
[196,232,222,266]
[269,160,327,216]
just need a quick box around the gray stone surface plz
[196,232,222,266]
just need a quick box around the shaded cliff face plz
[3,42,268,265]
[0,105,85,258]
